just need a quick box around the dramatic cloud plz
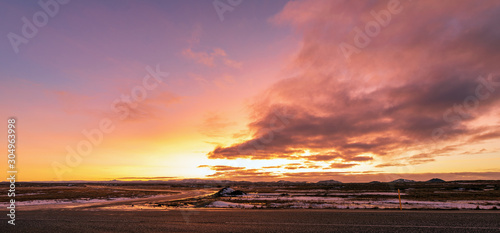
[208,0,500,168]
[329,163,359,169]
[206,169,281,180]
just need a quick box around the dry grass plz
[0,183,179,202]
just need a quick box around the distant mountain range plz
[317,180,342,184]
[6,177,457,184]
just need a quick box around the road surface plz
[2,209,499,232]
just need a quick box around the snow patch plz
[206,201,256,208]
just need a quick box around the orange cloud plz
[207,0,500,169]
[198,165,246,171]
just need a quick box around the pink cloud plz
[182,47,242,68]
[207,0,500,168]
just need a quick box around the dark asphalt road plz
[2,209,499,232]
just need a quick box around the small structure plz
[214,187,247,197]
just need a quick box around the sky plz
[1,0,499,182]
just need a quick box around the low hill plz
[390,179,416,183]
[426,178,446,183]
[317,180,342,185]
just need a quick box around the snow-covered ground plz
[208,195,500,209]
[233,195,345,201]
[207,199,500,209]
[6,191,498,210]
[15,192,45,196]
[98,204,165,210]
[0,195,165,208]
[0,198,125,207]
[274,190,405,196]
[206,201,257,208]
[245,192,406,196]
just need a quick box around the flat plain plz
[1,180,499,232]
[2,209,500,233]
